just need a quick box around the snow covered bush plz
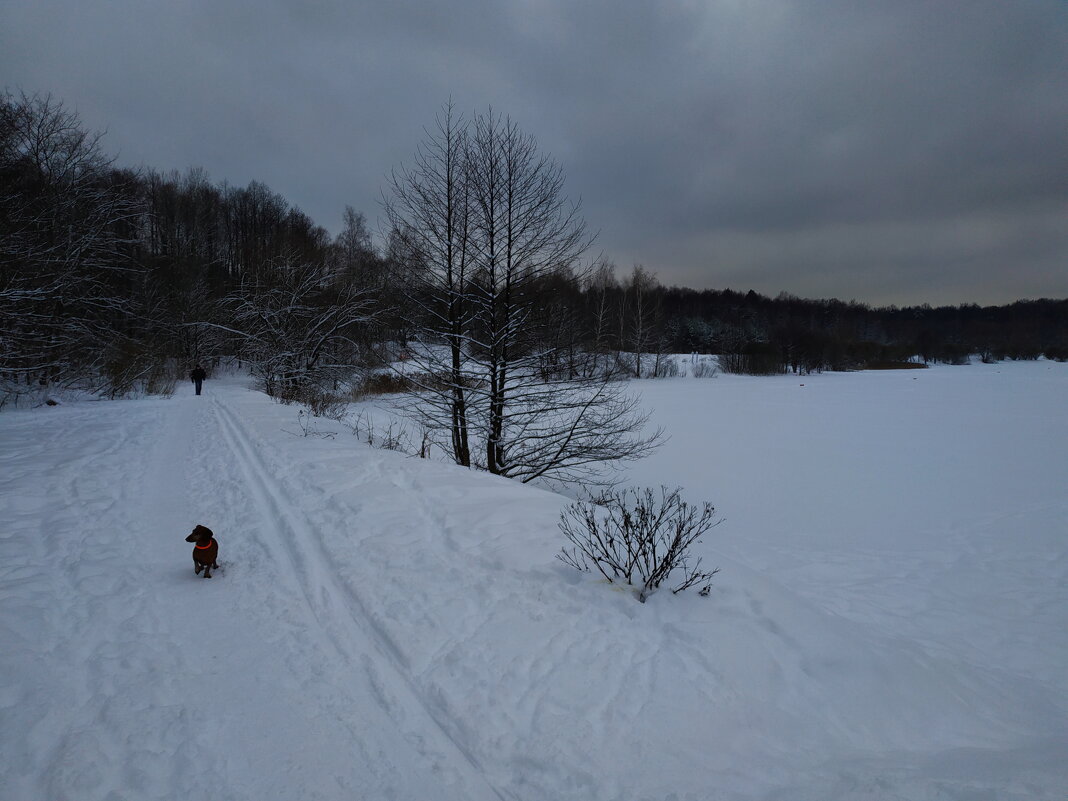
[558,486,720,602]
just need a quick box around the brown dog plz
[185,524,219,578]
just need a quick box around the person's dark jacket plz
[190,367,207,382]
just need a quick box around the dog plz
[185,524,219,578]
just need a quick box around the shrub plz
[289,409,338,439]
[304,389,348,420]
[650,356,680,378]
[692,357,719,378]
[101,344,177,398]
[359,372,414,396]
[348,411,413,452]
[356,370,484,398]
[274,383,348,421]
[1044,345,1068,362]
[558,486,720,602]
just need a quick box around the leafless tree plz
[0,91,142,398]
[619,264,661,378]
[224,254,378,398]
[463,110,599,476]
[386,106,661,487]
[332,204,390,309]
[385,102,477,466]
[584,259,620,377]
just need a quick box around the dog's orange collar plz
[194,540,214,549]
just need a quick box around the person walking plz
[190,365,207,395]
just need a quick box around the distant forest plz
[3,91,1066,407]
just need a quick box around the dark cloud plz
[2,0,1065,305]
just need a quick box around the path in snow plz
[1,381,503,801]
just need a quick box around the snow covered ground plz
[1,361,1066,800]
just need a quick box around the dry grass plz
[864,360,928,370]
[356,370,485,398]
[358,372,414,396]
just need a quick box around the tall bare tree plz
[387,107,661,487]
[464,111,594,475]
[584,259,620,377]
[385,103,476,466]
[620,264,661,378]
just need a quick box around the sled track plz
[211,396,507,801]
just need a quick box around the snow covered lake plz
[1,360,1065,800]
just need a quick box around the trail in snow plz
[209,394,504,800]
[0,383,502,801]
[1,396,217,798]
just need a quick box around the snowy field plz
[1,360,1066,800]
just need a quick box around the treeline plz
[1,91,400,404]
[526,265,1068,379]
[3,90,1065,412]
[633,285,1068,375]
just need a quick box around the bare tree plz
[463,111,599,476]
[584,259,620,377]
[225,254,377,398]
[334,205,379,286]
[384,115,475,462]
[385,102,476,466]
[619,264,661,378]
[0,91,142,397]
[386,106,661,487]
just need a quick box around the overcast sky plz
[2,0,1065,306]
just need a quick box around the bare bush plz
[651,355,680,378]
[348,410,411,452]
[379,420,410,451]
[693,358,719,378]
[359,372,413,396]
[286,409,337,440]
[99,342,182,399]
[304,388,348,421]
[357,370,484,399]
[720,346,784,375]
[417,426,432,458]
[348,410,372,442]
[558,486,720,602]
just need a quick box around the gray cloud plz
[2,0,1065,305]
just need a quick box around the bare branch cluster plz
[558,487,720,602]
[224,255,379,396]
[347,411,413,452]
[1,91,146,398]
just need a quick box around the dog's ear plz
[193,524,214,539]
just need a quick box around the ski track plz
[0,391,506,801]
[209,394,507,801]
